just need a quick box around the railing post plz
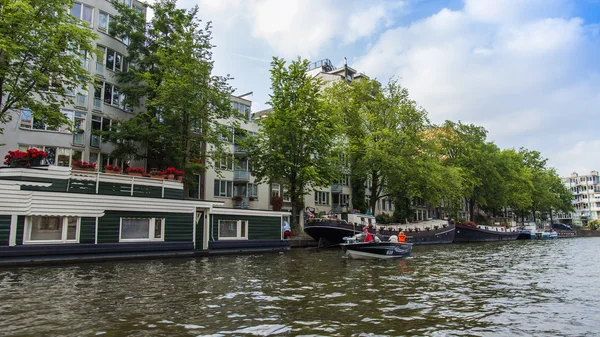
[96,171,100,194]
[131,176,135,196]
[162,179,165,198]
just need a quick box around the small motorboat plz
[340,237,412,260]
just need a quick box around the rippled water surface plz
[1,238,599,336]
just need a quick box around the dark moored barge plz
[453,222,520,243]
[304,219,455,247]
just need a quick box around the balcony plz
[233,197,250,209]
[234,169,249,181]
[331,183,342,193]
[75,94,87,108]
[233,144,247,155]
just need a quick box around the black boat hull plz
[340,242,413,259]
[304,222,456,247]
[454,223,520,243]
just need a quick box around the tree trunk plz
[183,112,191,198]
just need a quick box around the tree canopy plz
[248,57,341,226]
[104,0,236,190]
[0,0,97,135]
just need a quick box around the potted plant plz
[125,167,144,176]
[434,225,439,230]
[164,167,178,180]
[425,226,431,231]
[232,195,243,202]
[249,196,256,201]
[72,160,97,172]
[4,149,47,167]
[104,164,121,174]
[149,170,165,179]
[442,224,447,228]
[270,195,284,211]
[176,170,185,181]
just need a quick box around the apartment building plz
[558,171,600,226]
[0,0,146,170]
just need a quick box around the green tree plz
[0,0,97,135]
[248,57,341,227]
[105,0,236,192]
[325,78,428,215]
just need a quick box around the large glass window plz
[71,2,93,25]
[25,216,80,244]
[315,191,330,205]
[214,179,233,198]
[218,220,248,240]
[120,218,165,242]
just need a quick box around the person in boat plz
[398,231,406,243]
[388,232,398,242]
[283,221,293,239]
[354,226,375,243]
[373,228,383,243]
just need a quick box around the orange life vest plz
[398,233,406,243]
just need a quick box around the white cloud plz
[355,1,600,176]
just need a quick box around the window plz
[340,193,350,207]
[97,46,125,72]
[214,179,233,198]
[248,183,258,199]
[271,183,281,197]
[120,218,164,242]
[25,216,79,244]
[216,154,233,170]
[22,145,80,166]
[315,191,330,205]
[219,125,234,143]
[98,11,109,32]
[232,101,252,120]
[20,108,75,133]
[218,220,248,240]
[96,81,129,110]
[283,190,291,203]
[382,200,386,211]
[71,2,93,25]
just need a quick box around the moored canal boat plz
[304,213,456,247]
[453,222,520,243]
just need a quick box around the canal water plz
[1,238,599,336]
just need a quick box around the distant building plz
[558,171,600,226]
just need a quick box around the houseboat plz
[453,221,520,242]
[303,209,455,247]
[0,166,290,266]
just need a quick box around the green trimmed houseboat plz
[0,166,290,266]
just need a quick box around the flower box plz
[105,170,121,175]
[128,172,143,177]
[150,175,165,179]
[104,165,121,174]
[177,176,183,181]
[166,174,175,180]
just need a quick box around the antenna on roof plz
[237,91,253,99]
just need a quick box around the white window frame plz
[214,179,233,198]
[119,218,165,242]
[316,191,330,205]
[271,183,281,198]
[24,216,80,244]
[217,219,248,240]
[71,2,93,25]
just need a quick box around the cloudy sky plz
[174,0,600,177]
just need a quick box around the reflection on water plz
[1,238,599,336]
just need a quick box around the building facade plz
[0,0,146,170]
[558,171,600,226]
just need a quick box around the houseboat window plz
[25,216,80,244]
[119,218,165,242]
[218,220,248,240]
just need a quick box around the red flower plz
[125,167,144,174]
[164,167,179,175]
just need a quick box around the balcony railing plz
[233,144,247,154]
[331,183,342,193]
[234,170,249,181]
[75,94,87,108]
[233,197,250,209]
